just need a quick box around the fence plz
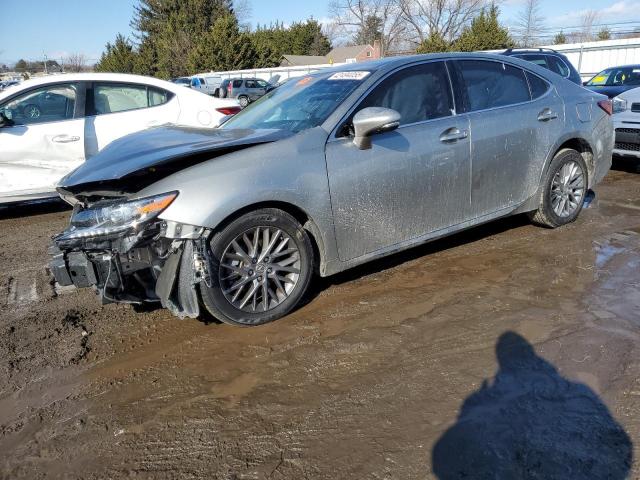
[540,38,640,80]
[197,62,347,83]
[200,38,640,83]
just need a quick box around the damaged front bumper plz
[50,219,212,319]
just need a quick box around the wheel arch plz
[210,200,325,275]
[516,135,595,215]
[551,137,595,185]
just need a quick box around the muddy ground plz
[0,161,639,479]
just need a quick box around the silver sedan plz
[51,53,614,326]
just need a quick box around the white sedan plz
[0,73,240,203]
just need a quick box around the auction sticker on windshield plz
[328,71,370,81]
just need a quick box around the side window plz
[526,72,550,99]
[547,57,570,77]
[149,87,170,107]
[0,84,76,125]
[92,83,172,115]
[355,61,453,126]
[257,79,269,88]
[516,54,549,69]
[456,60,530,112]
[245,80,256,88]
[232,80,243,88]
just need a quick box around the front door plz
[0,82,84,199]
[325,61,471,261]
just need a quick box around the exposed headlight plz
[63,192,178,239]
[612,97,627,114]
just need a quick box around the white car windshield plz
[221,71,372,133]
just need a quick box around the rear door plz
[0,82,85,198]
[85,82,179,157]
[325,61,471,261]
[450,59,564,218]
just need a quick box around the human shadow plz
[432,332,633,479]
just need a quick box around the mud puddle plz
[0,170,639,479]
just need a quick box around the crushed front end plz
[49,192,211,319]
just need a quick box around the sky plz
[1,0,640,65]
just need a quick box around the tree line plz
[91,0,638,78]
[96,0,331,78]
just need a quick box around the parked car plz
[50,53,613,326]
[0,73,241,203]
[189,75,222,96]
[611,86,640,160]
[584,65,640,98]
[171,77,191,87]
[0,80,20,92]
[217,77,274,107]
[500,48,582,85]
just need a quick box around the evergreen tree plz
[597,27,611,41]
[95,34,138,73]
[354,15,383,46]
[188,14,258,72]
[416,32,451,53]
[553,31,567,45]
[452,5,514,52]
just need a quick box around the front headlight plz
[612,97,627,114]
[63,192,178,239]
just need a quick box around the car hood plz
[57,125,293,200]
[585,85,633,98]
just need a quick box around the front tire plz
[200,208,314,326]
[238,95,249,108]
[529,149,588,228]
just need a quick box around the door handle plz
[537,108,558,122]
[439,127,468,143]
[51,135,80,143]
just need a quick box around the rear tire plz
[200,208,314,326]
[529,149,588,228]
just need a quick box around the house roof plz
[326,45,371,63]
[281,55,328,66]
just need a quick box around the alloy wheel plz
[550,160,585,218]
[219,226,301,312]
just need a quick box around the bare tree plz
[65,53,87,72]
[234,0,253,30]
[515,0,545,47]
[329,0,407,54]
[578,10,599,42]
[396,0,486,47]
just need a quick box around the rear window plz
[232,80,243,88]
[455,60,530,112]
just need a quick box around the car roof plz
[0,73,182,101]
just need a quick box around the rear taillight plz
[598,99,613,115]
[216,106,241,115]
[227,83,232,94]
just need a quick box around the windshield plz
[587,66,640,86]
[221,71,372,133]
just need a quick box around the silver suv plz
[218,77,272,107]
[51,53,613,326]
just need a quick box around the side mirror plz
[352,107,401,150]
